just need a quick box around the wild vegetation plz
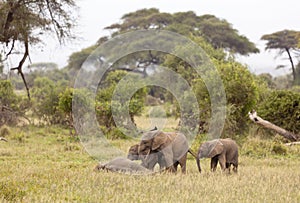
[0,123,300,202]
[0,7,300,202]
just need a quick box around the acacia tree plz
[0,0,77,99]
[261,30,300,85]
[67,9,259,73]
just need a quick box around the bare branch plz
[0,137,8,142]
[285,142,300,146]
[248,110,299,142]
[10,37,30,100]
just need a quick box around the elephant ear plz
[152,131,167,150]
[208,140,224,158]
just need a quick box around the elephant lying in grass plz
[127,144,166,170]
[94,157,152,175]
[196,138,238,173]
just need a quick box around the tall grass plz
[0,125,299,202]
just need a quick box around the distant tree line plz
[0,8,299,139]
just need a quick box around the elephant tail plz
[196,157,202,173]
[188,148,197,159]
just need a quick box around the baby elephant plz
[94,157,152,175]
[127,144,166,170]
[196,138,238,173]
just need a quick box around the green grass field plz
[0,124,300,202]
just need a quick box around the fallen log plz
[0,137,7,142]
[285,142,300,146]
[248,110,300,142]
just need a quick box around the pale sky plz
[10,0,300,76]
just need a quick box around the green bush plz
[241,138,273,158]
[102,127,129,140]
[257,90,300,134]
[271,143,287,155]
[0,125,11,137]
[31,77,67,125]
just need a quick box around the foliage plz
[165,52,259,135]
[27,62,58,72]
[66,45,98,70]
[218,61,259,133]
[106,9,259,55]
[261,30,300,85]
[1,125,300,202]
[67,9,259,73]
[58,87,94,132]
[0,80,18,108]
[196,60,260,135]
[256,73,276,89]
[241,137,288,157]
[0,0,77,98]
[95,71,147,129]
[0,80,23,126]
[0,125,11,137]
[31,77,67,125]
[257,90,300,134]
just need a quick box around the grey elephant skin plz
[196,138,238,173]
[138,130,196,173]
[94,157,151,175]
[127,144,166,170]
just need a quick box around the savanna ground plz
[0,116,300,203]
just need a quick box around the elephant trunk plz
[196,157,202,173]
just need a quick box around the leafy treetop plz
[105,9,259,55]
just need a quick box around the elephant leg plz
[178,154,187,174]
[173,161,179,172]
[233,163,238,173]
[162,148,175,173]
[211,156,218,172]
[226,162,231,173]
[218,154,226,171]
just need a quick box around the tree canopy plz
[106,9,259,55]
[0,0,78,98]
[67,9,259,71]
[261,30,300,85]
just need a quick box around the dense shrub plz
[31,77,67,125]
[257,90,300,134]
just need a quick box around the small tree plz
[31,77,66,124]
[58,87,93,134]
[261,30,300,85]
[0,80,19,126]
[0,0,78,98]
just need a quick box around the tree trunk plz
[285,47,296,82]
[248,110,299,142]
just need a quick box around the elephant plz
[127,144,166,170]
[196,138,238,173]
[94,157,152,174]
[138,130,197,173]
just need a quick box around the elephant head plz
[196,139,224,172]
[138,130,189,173]
[127,144,140,160]
[127,143,164,170]
[196,138,238,173]
[138,130,170,156]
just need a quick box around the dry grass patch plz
[0,126,299,202]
